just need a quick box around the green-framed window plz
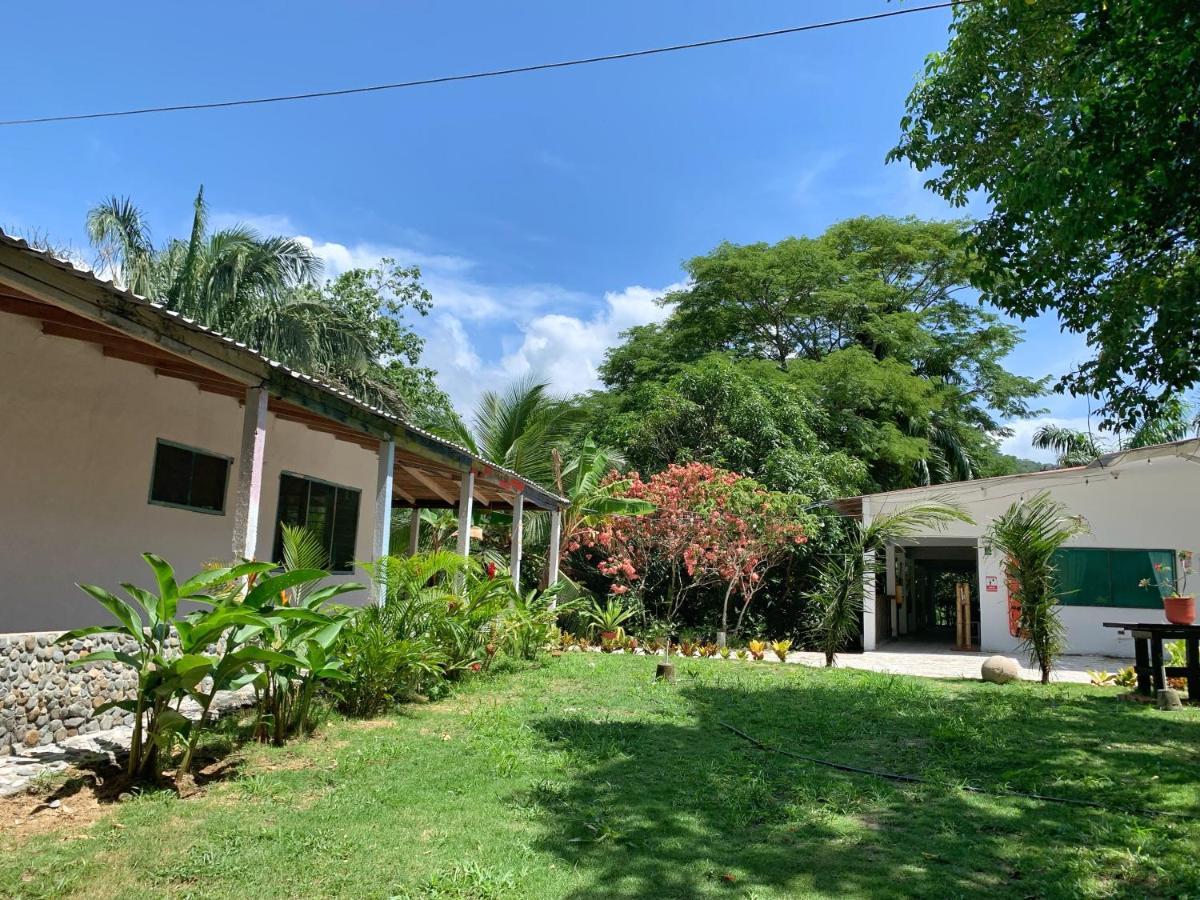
[272,472,361,572]
[1052,548,1176,609]
[149,439,231,514]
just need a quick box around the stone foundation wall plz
[0,632,139,753]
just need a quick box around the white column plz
[862,549,878,651]
[370,439,395,604]
[408,508,421,556]
[860,498,876,651]
[546,507,562,604]
[455,469,475,558]
[886,544,898,641]
[231,386,268,561]
[373,440,395,561]
[510,493,524,593]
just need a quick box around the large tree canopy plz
[891,0,1200,429]
[593,216,1044,492]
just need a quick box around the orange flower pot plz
[1163,595,1196,626]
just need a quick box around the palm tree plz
[1032,424,1103,467]
[910,412,975,485]
[86,196,156,296]
[556,436,654,559]
[84,189,380,381]
[1033,400,1199,467]
[985,492,1089,684]
[428,376,585,489]
[807,502,973,667]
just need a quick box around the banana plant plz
[57,554,274,780]
[239,567,363,744]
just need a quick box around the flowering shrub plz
[569,462,809,637]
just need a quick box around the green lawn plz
[4,654,1199,899]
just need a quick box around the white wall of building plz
[866,454,1200,658]
[0,313,381,633]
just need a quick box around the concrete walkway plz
[784,641,1130,683]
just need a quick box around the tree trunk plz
[825,650,835,667]
[720,582,735,641]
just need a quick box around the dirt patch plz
[0,773,117,845]
[342,717,396,731]
[258,755,317,773]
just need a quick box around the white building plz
[0,231,566,634]
[838,441,1200,658]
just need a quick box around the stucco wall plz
[869,457,1199,657]
[0,312,381,635]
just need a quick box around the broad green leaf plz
[177,561,273,598]
[243,569,328,609]
[121,583,162,627]
[302,582,366,608]
[77,583,142,638]
[92,699,139,715]
[69,649,141,670]
[142,553,179,623]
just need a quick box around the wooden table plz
[1102,622,1200,699]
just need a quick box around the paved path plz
[783,642,1130,683]
[0,687,255,797]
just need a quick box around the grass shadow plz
[527,663,1200,899]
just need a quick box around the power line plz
[0,1,974,128]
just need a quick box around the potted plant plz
[586,596,636,642]
[1139,550,1195,625]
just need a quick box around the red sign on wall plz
[985,575,999,593]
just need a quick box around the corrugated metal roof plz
[0,229,567,506]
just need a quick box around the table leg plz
[1186,638,1199,702]
[1134,637,1151,696]
[1150,638,1167,694]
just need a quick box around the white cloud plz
[211,207,680,414]
[421,283,680,413]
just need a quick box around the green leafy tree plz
[594,217,1044,491]
[986,492,1089,684]
[591,355,866,497]
[891,0,1200,429]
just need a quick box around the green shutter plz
[1054,548,1174,609]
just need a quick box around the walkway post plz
[456,469,475,559]
[510,492,524,593]
[861,497,877,651]
[546,507,562,610]
[371,439,395,604]
[231,386,268,561]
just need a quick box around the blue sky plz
[1,0,1093,460]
